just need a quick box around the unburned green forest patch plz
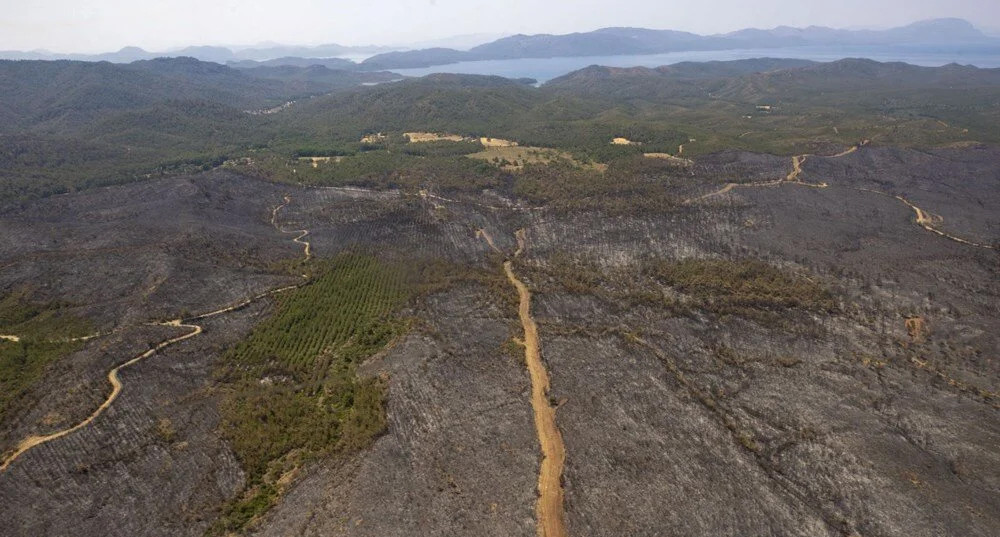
[210,253,424,534]
[645,258,834,315]
[0,291,92,424]
[512,158,684,214]
[230,150,501,194]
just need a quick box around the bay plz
[390,46,1000,83]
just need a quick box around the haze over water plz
[392,46,1000,83]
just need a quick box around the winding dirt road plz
[686,144,994,249]
[0,321,202,472]
[856,188,997,249]
[272,195,312,260]
[0,197,312,473]
[480,228,568,537]
[684,152,817,204]
[476,229,502,254]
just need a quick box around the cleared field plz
[480,137,518,147]
[297,156,344,168]
[611,137,640,145]
[404,132,468,143]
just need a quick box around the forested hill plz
[0,57,401,201]
[2,57,1000,204]
[545,58,1000,96]
[545,59,1000,130]
[0,58,396,135]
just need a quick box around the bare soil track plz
[0,196,311,473]
[482,228,568,537]
[688,145,995,250]
[272,195,313,260]
[0,321,202,472]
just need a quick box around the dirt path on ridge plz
[685,144,994,249]
[855,188,996,249]
[272,195,312,260]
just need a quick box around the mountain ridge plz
[2,18,994,70]
[358,18,998,70]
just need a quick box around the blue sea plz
[390,46,1000,83]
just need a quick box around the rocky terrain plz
[0,142,996,536]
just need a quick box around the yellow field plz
[480,137,518,147]
[611,137,640,145]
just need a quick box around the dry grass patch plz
[643,153,692,166]
[404,132,468,143]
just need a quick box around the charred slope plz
[1,146,994,536]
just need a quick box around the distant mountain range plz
[359,18,1000,70]
[0,18,996,71]
[0,43,394,64]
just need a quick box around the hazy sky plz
[1,0,998,53]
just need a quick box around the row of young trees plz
[212,253,411,534]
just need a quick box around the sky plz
[0,0,998,53]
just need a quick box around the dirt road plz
[854,188,997,249]
[686,152,820,204]
[0,197,313,473]
[476,229,503,254]
[480,228,568,537]
[0,321,201,472]
[272,195,312,260]
[686,145,993,249]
